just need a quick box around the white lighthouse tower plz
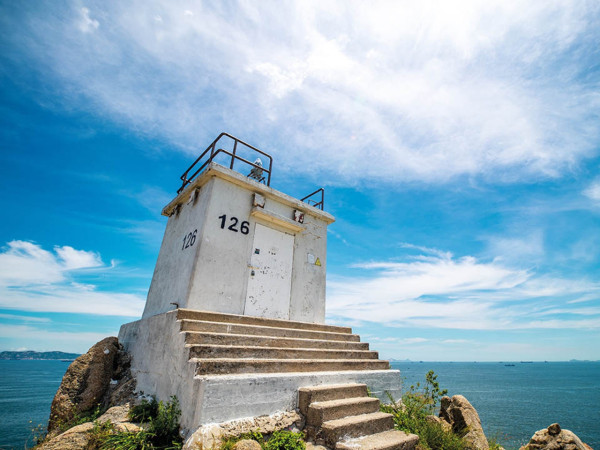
[119,134,402,436]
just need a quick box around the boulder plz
[36,422,94,450]
[426,414,452,432]
[97,404,131,425]
[439,395,489,449]
[97,404,142,433]
[102,349,136,408]
[184,410,302,449]
[233,439,263,450]
[519,423,589,450]
[48,337,119,432]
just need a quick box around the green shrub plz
[129,397,159,423]
[88,420,118,448]
[264,430,305,450]
[51,403,106,435]
[382,371,465,450]
[220,430,264,450]
[99,429,155,450]
[239,430,264,443]
[220,430,305,450]
[148,396,182,448]
[90,396,182,450]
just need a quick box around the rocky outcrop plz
[232,440,263,450]
[38,404,141,450]
[97,404,142,433]
[184,410,303,449]
[427,414,452,432]
[439,395,489,450]
[36,422,95,450]
[47,337,136,434]
[519,423,590,450]
[101,348,136,409]
[48,337,119,432]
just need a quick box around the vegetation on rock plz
[94,396,183,450]
[381,370,501,450]
[220,430,306,450]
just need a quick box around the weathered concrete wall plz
[143,183,214,318]
[142,164,334,323]
[119,311,402,434]
[194,370,402,425]
[118,312,200,434]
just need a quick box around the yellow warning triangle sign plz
[315,257,321,266]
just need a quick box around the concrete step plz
[299,383,369,415]
[180,319,361,342]
[184,331,370,350]
[177,308,352,334]
[307,397,381,427]
[187,345,379,361]
[336,430,419,450]
[320,412,395,448]
[193,359,390,375]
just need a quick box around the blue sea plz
[0,360,598,449]
[390,361,600,449]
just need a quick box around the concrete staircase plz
[177,309,391,375]
[299,383,419,450]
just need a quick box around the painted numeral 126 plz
[218,215,249,235]
[182,229,197,250]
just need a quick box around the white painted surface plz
[119,310,402,434]
[193,369,402,426]
[245,224,294,319]
[142,164,334,323]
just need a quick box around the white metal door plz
[245,223,294,319]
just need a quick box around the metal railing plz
[177,133,273,193]
[301,188,325,210]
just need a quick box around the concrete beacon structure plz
[142,162,331,323]
[118,134,403,439]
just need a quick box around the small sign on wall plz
[307,253,321,266]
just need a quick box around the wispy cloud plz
[0,240,102,286]
[328,245,600,330]
[0,241,144,316]
[0,313,50,323]
[77,7,99,33]
[583,179,600,203]
[8,0,600,184]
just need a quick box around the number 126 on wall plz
[219,214,250,235]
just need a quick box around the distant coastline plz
[0,350,80,361]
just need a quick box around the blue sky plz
[0,1,599,361]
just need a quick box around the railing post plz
[267,157,272,186]
[230,140,238,170]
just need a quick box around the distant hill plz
[0,350,80,360]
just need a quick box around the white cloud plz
[484,231,545,264]
[583,179,600,202]
[55,245,103,270]
[78,7,99,33]
[0,241,102,286]
[10,0,600,184]
[327,246,600,330]
[0,241,63,285]
[0,241,144,317]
